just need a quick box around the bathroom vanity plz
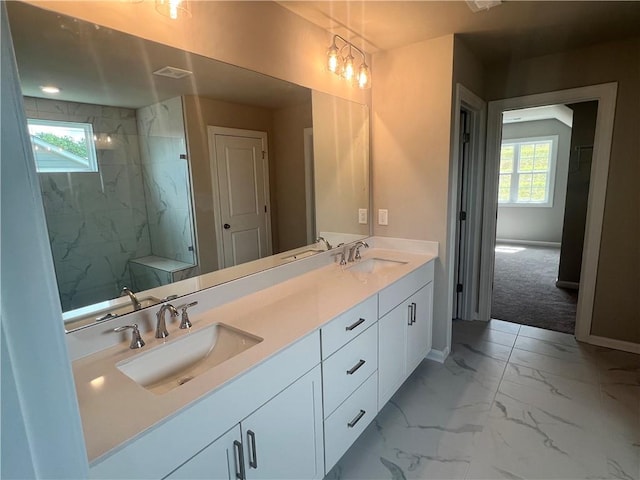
[70,238,437,479]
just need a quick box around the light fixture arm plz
[331,34,367,62]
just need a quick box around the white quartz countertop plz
[73,247,437,463]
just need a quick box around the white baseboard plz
[496,238,561,248]
[583,335,640,355]
[555,280,579,290]
[426,346,450,363]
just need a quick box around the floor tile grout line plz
[462,324,517,480]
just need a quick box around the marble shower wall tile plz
[136,98,196,266]
[27,96,152,311]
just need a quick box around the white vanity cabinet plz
[165,426,240,480]
[165,366,323,480]
[378,262,434,407]
[241,365,323,480]
[320,295,379,473]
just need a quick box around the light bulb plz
[343,53,355,81]
[327,43,340,74]
[357,63,371,89]
[169,0,180,19]
[156,0,191,20]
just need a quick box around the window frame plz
[27,118,98,173]
[498,135,559,208]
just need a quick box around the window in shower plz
[27,119,98,173]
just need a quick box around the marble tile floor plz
[325,319,640,480]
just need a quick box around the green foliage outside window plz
[32,131,89,159]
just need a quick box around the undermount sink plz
[346,258,408,274]
[282,249,323,261]
[116,323,263,395]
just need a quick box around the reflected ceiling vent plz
[152,66,193,79]
[466,0,502,12]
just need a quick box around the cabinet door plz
[378,301,409,407]
[243,365,323,480]
[406,283,433,373]
[164,425,241,480]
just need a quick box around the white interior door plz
[211,128,271,268]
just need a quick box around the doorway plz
[478,83,617,343]
[490,101,598,334]
[208,127,272,269]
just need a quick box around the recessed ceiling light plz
[40,85,61,94]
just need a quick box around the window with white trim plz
[27,119,98,173]
[498,136,557,207]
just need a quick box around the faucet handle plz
[176,301,198,329]
[355,241,370,260]
[114,324,145,349]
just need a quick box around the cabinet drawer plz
[324,371,377,473]
[321,295,377,359]
[379,261,434,317]
[322,323,377,418]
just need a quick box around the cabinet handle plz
[233,440,246,480]
[347,409,366,428]
[247,430,258,469]
[346,359,366,375]
[345,318,365,331]
[407,304,414,326]
[411,302,417,324]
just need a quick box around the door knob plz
[224,223,231,229]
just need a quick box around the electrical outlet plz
[358,208,368,224]
[378,209,388,226]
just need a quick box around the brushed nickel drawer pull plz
[346,359,366,375]
[345,318,365,331]
[233,440,245,480]
[347,409,366,428]
[247,430,258,469]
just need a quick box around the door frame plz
[478,82,618,345]
[207,126,272,269]
[446,84,486,352]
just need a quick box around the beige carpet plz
[491,244,577,334]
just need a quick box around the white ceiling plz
[7,2,311,109]
[279,1,640,63]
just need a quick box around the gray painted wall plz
[496,118,572,243]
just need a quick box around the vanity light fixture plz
[155,0,191,20]
[326,34,371,89]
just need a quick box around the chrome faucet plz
[120,286,142,310]
[155,303,179,338]
[316,236,332,250]
[334,243,347,265]
[348,241,369,262]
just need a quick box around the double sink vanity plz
[69,238,437,479]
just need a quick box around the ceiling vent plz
[466,0,502,13]
[152,66,193,79]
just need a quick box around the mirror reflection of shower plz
[32,96,197,311]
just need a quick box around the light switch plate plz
[358,208,368,224]
[378,209,388,226]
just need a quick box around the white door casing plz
[479,83,618,346]
[208,127,272,269]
